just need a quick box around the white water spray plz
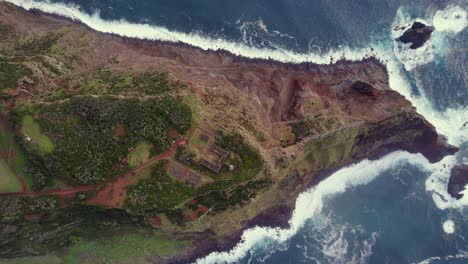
[3,1,467,263]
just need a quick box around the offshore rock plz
[448,165,468,199]
[398,21,435,49]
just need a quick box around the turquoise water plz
[7,0,467,263]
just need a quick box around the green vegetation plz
[126,162,193,213]
[0,22,14,36]
[39,56,60,75]
[73,189,99,202]
[0,255,62,264]
[195,179,270,212]
[0,119,33,189]
[216,131,263,181]
[65,230,187,264]
[291,114,337,142]
[171,130,266,215]
[15,33,61,57]
[79,69,179,95]
[0,56,32,90]
[0,203,156,258]
[21,195,59,213]
[178,131,263,181]
[295,126,360,174]
[0,158,21,193]
[127,141,151,168]
[13,95,192,188]
[21,115,54,154]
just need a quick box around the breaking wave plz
[196,152,435,263]
[413,250,468,264]
[4,1,467,263]
[235,18,297,49]
[295,213,378,264]
[4,0,373,63]
[391,5,467,71]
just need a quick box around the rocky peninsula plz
[0,2,458,264]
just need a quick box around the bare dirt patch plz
[114,124,126,138]
[167,160,213,188]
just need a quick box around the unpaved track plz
[0,140,186,199]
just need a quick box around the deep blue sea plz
[6,1,468,263]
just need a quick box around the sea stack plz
[447,164,468,199]
[398,21,435,49]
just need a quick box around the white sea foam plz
[5,0,375,64]
[196,152,432,263]
[7,0,466,140]
[6,1,465,144]
[236,18,297,49]
[433,5,467,33]
[3,1,468,263]
[413,250,468,264]
[386,63,468,146]
[442,220,456,234]
[391,5,467,71]
[302,215,378,264]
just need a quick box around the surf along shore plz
[0,2,459,263]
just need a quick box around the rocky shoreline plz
[22,2,386,74]
[0,2,460,263]
[174,114,458,264]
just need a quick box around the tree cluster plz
[13,95,191,187]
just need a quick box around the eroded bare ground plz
[0,2,458,263]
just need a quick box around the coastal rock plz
[351,81,377,96]
[0,3,460,263]
[447,165,468,199]
[398,21,435,49]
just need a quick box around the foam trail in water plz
[413,250,468,264]
[196,152,432,263]
[4,1,468,262]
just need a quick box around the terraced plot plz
[0,158,21,193]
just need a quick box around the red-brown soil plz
[85,140,186,208]
[0,4,459,263]
[114,124,126,138]
[0,140,187,210]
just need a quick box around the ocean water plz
[5,0,468,263]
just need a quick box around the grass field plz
[0,120,14,152]
[0,158,21,192]
[127,142,151,168]
[0,119,32,189]
[187,127,214,161]
[65,230,189,264]
[21,115,54,154]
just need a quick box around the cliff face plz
[0,2,458,263]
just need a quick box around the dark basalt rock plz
[447,165,468,199]
[351,81,376,96]
[398,21,435,49]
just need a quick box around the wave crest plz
[391,5,467,71]
[3,1,467,263]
